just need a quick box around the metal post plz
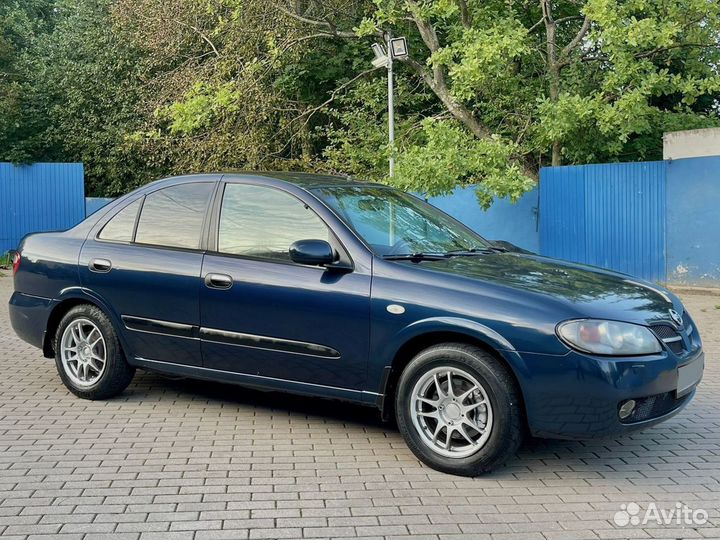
[386,32,395,177]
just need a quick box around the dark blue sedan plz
[9,172,704,475]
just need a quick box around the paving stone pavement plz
[1,273,719,540]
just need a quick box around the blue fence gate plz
[0,163,85,254]
[539,162,667,282]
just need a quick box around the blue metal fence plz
[427,187,539,253]
[0,163,85,254]
[85,197,115,216]
[665,157,720,286]
[3,160,718,286]
[540,162,667,282]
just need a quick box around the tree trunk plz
[549,64,561,166]
[543,0,562,167]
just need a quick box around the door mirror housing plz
[289,239,336,266]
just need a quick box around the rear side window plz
[218,184,330,262]
[135,183,214,249]
[98,199,142,243]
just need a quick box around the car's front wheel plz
[54,304,135,400]
[395,343,523,476]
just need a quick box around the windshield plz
[312,185,491,257]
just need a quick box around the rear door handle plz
[89,258,112,273]
[204,273,233,290]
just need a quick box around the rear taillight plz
[12,251,21,275]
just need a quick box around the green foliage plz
[393,119,534,208]
[1,0,719,206]
[533,0,720,163]
[0,0,58,162]
[430,23,530,103]
[161,82,242,135]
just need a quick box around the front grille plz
[620,391,691,424]
[651,325,678,340]
[651,324,684,354]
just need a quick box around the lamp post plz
[371,34,408,178]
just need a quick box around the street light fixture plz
[371,43,389,68]
[372,34,407,177]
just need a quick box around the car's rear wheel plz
[395,343,523,476]
[55,304,135,399]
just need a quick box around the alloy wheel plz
[60,318,107,387]
[410,366,493,458]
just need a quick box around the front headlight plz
[557,319,661,356]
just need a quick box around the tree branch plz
[399,4,537,178]
[555,15,585,25]
[293,66,381,127]
[171,18,220,57]
[275,3,377,38]
[560,15,591,58]
[457,0,471,29]
[635,42,720,59]
[528,18,544,33]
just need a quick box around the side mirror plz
[289,239,336,266]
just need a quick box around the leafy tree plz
[2,0,719,205]
[0,0,57,162]
[279,0,720,204]
[112,0,374,176]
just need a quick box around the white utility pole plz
[386,32,395,178]
[371,35,407,179]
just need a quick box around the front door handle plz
[205,273,233,290]
[89,258,112,273]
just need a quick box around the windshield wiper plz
[443,247,495,256]
[382,252,449,261]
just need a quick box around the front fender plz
[370,316,532,398]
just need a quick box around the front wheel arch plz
[394,342,524,475]
[379,330,527,426]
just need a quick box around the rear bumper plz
[8,291,52,349]
[521,347,703,439]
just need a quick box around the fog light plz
[618,399,636,420]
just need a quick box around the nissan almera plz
[9,172,704,476]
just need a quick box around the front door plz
[199,182,371,390]
[80,181,216,366]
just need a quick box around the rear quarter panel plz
[14,233,83,298]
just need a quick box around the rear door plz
[199,181,371,390]
[80,179,217,366]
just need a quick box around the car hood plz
[412,253,680,325]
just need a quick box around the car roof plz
[220,171,382,190]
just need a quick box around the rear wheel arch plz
[44,296,124,358]
[379,330,526,423]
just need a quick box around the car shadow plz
[126,370,389,429]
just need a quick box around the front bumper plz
[8,291,53,350]
[520,346,703,440]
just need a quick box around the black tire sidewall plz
[395,345,521,476]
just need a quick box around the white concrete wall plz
[663,127,720,160]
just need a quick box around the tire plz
[54,304,135,400]
[395,343,523,476]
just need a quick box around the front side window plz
[98,198,142,243]
[312,186,490,256]
[218,184,330,262]
[135,183,213,249]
